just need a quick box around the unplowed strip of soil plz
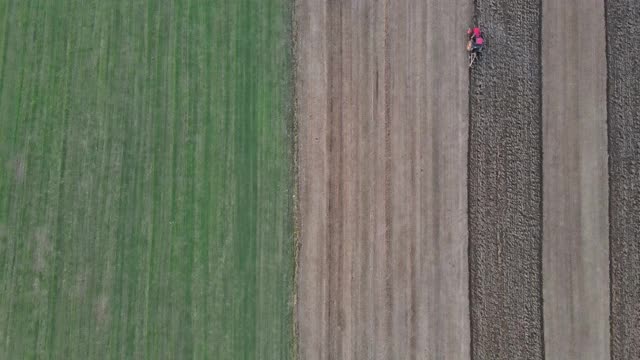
[468,0,544,359]
[541,0,609,358]
[607,1,640,358]
[295,0,471,358]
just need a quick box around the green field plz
[0,0,294,358]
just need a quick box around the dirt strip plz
[468,0,544,359]
[295,0,471,358]
[607,1,640,358]
[541,0,609,358]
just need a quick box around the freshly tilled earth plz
[468,0,544,358]
[607,0,640,358]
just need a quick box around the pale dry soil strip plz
[295,0,470,359]
[541,0,609,358]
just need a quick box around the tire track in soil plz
[383,2,393,358]
[468,0,544,358]
[326,2,344,357]
[606,1,640,358]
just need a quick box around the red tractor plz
[466,27,485,67]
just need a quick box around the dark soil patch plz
[468,0,544,358]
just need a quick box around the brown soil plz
[607,0,640,358]
[542,0,609,358]
[467,0,544,357]
[295,0,471,358]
